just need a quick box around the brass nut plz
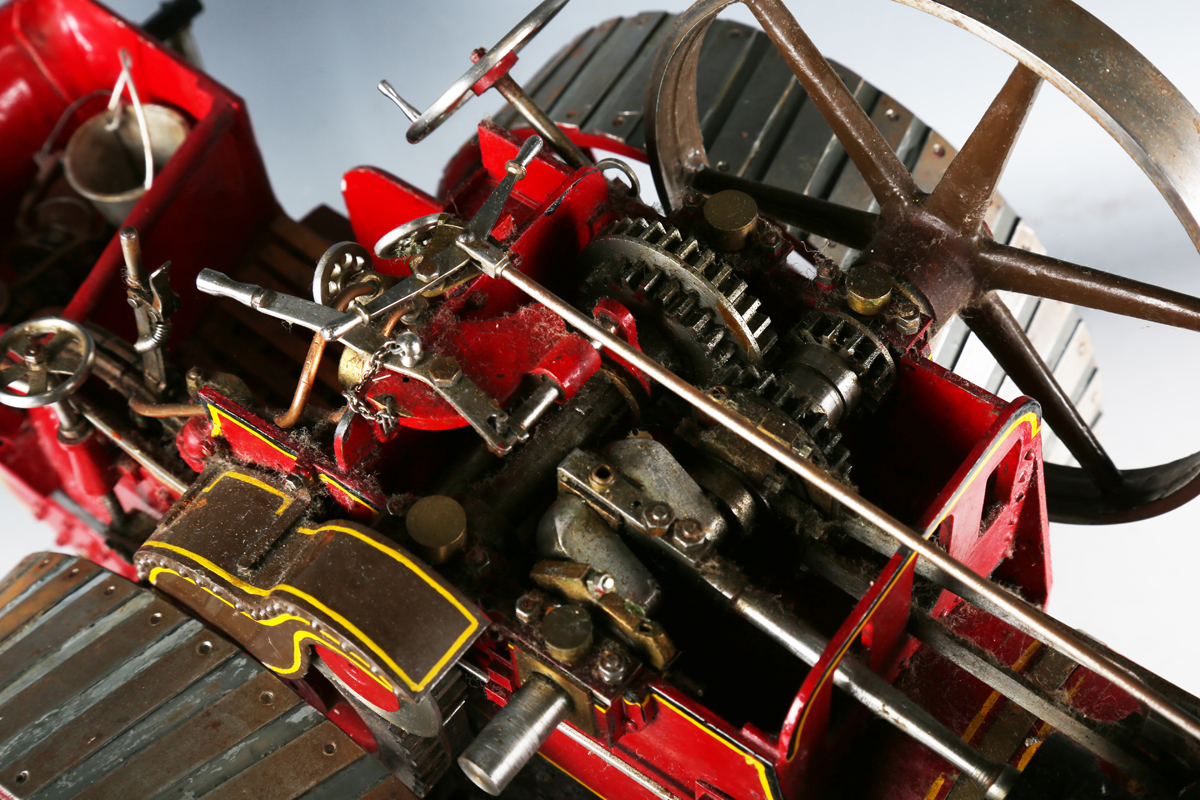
[428,357,462,386]
[845,264,893,316]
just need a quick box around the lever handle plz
[196,269,275,308]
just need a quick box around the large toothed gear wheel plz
[579,216,776,387]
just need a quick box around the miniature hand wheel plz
[0,318,96,409]
[312,241,372,306]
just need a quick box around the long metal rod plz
[490,258,1200,744]
[493,74,592,170]
[79,407,188,495]
[734,587,1016,797]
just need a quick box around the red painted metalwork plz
[0,2,1161,797]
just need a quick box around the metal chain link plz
[342,339,407,433]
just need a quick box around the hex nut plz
[515,592,542,624]
[673,518,707,550]
[597,649,628,685]
[428,356,462,386]
[642,501,674,535]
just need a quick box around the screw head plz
[515,592,542,624]
[428,356,462,386]
[597,649,628,685]
[395,331,423,367]
[642,501,674,535]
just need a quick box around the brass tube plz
[128,398,207,418]
[275,282,375,429]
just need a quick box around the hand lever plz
[316,135,545,342]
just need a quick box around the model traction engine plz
[0,0,1197,798]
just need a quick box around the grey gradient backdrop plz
[6,0,1199,694]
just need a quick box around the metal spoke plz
[964,292,1126,495]
[977,240,1200,331]
[744,0,920,213]
[0,366,24,389]
[692,168,879,249]
[924,63,1042,234]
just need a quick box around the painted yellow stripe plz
[653,691,778,800]
[961,641,1041,744]
[203,470,292,515]
[147,564,388,689]
[207,404,298,463]
[923,776,946,800]
[143,527,479,692]
[316,474,381,514]
[791,409,1042,760]
[538,752,612,800]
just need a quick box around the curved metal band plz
[647,0,1200,258]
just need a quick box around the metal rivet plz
[885,107,899,120]
[323,742,337,756]
[197,641,213,655]
[260,691,275,705]
[15,770,28,784]
[104,585,116,596]
[932,142,946,157]
[68,567,80,577]
[149,612,163,626]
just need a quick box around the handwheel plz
[402,0,569,144]
[643,0,1200,524]
[0,318,95,410]
[312,241,372,306]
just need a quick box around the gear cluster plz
[579,216,777,387]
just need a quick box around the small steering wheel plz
[404,0,569,144]
[313,242,372,306]
[0,318,95,409]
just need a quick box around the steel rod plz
[493,74,592,170]
[734,587,1017,797]
[490,258,1200,744]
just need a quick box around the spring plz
[134,320,170,354]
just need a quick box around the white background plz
[8,0,1197,694]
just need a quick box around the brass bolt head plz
[541,605,593,664]
[845,264,893,316]
[702,189,758,252]
[405,495,468,565]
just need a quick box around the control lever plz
[196,269,524,455]
[316,135,545,343]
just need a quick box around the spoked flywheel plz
[641,0,1200,524]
